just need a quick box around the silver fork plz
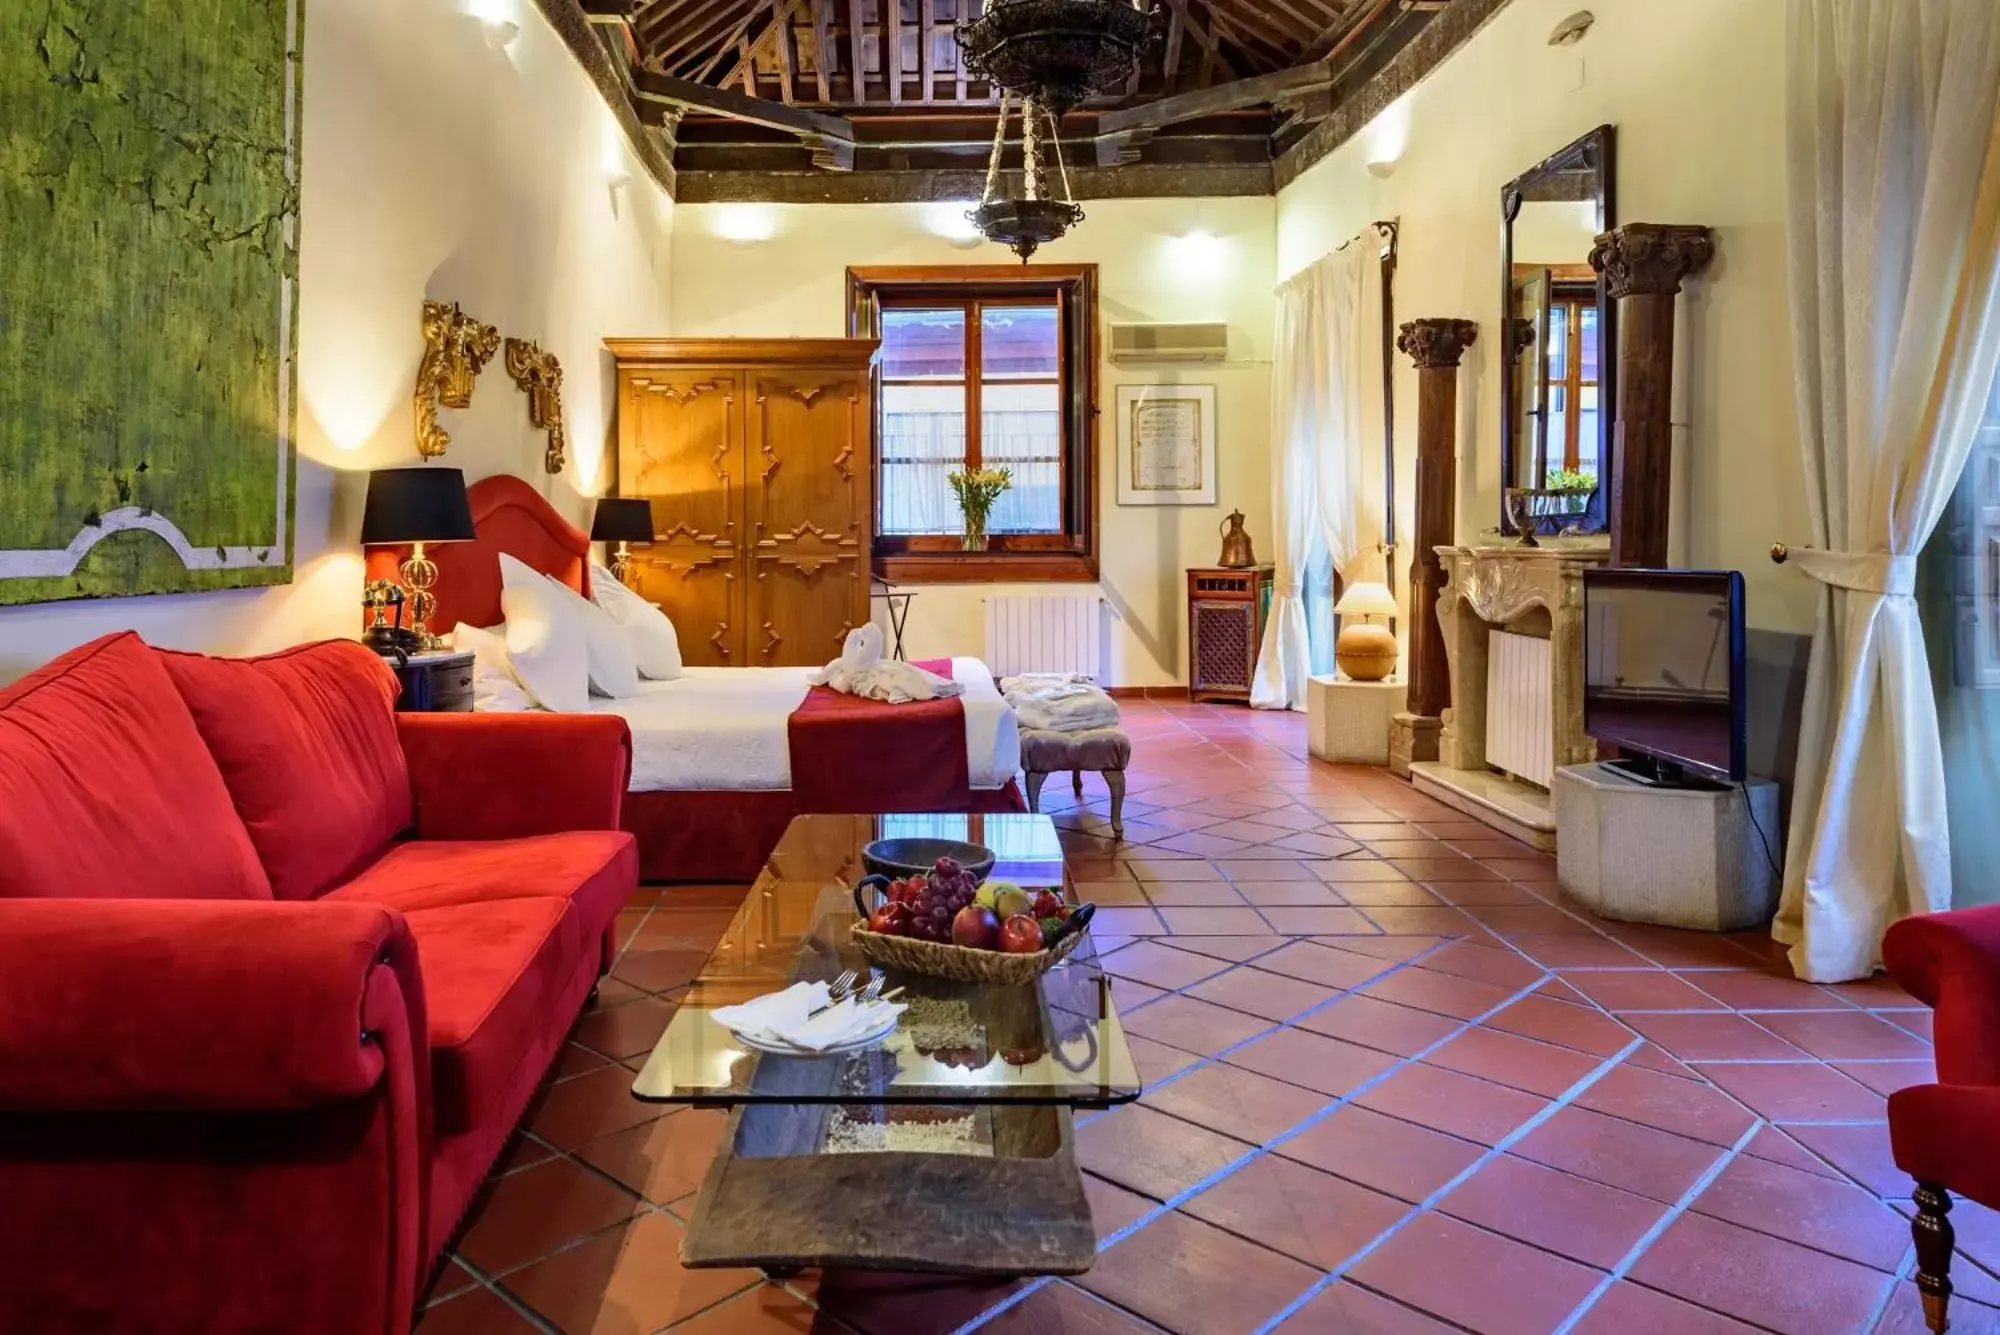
[820,969,859,1006]
[807,967,883,1018]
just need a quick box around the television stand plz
[1553,762,1780,931]
[1602,756,1730,791]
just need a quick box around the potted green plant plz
[948,466,1012,552]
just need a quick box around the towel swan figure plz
[811,623,965,703]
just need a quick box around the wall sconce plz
[1366,159,1396,179]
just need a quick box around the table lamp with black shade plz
[591,497,653,587]
[360,466,476,653]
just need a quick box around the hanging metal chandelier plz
[958,0,1161,117]
[970,92,1084,262]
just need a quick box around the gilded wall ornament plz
[414,301,500,459]
[503,337,569,475]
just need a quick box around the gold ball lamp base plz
[1335,622,1399,682]
[399,542,447,651]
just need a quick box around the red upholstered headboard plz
[364,474,590,634]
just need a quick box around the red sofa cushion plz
[328,832,636,948]
[160,641,414,901]
[400,898,580,1136]
[0,633,271,900]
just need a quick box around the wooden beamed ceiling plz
[573,0,1495,198]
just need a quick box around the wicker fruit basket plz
[849,875,1095,985]
[850,918,1088,985]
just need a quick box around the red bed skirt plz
[622,782,1027,884]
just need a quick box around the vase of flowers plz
[948,466,1012,552]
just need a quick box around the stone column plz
[1588,223,1715,569]
[1388,317,1478,778]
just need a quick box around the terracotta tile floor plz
[421,701,1999,1335]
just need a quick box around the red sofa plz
[0,632,639,1334]
[1882,906,2000,1334]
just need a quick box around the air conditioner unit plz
[1107,321,1230,364]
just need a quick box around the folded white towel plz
[811,624,965,703]
[1001,674,1121,733]
[711,981,906,1053]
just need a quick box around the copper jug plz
[1217,511,1256,568]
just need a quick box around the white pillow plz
[541,571,640,698]
[498,554,590,713]
[452,623,536,713]
[590,562,684,681]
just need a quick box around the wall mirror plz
[1500,124,1615,538]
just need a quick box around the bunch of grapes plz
[906,857,980,943]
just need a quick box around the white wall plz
[0,0,674,679]
[1277,0,1811,643]
[668,197,1275,687]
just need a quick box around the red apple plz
[951,904,1000,950]
[999,914,1044,954]
[868,903,912,937]
[1032,890,1064,918]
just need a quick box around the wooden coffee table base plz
[679,1102,1097,1276]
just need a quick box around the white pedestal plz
[1554,762,1781,931]
[1307,676,1407,766]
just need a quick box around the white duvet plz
[585,658,1020,794]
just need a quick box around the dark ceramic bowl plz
[861,838,995,883]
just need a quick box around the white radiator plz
[983,596,1107,681]
[1486,630,1554,787]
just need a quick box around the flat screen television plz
[1582,569,1747,784]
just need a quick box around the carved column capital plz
[1396,318,1479,369]
[1588,223,1715,298]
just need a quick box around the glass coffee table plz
[632,812,1141,1277]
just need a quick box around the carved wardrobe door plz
[744,367,872,668]
[619,367,743,666]
[608,339,879,673]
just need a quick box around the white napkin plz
[712,981,905,1053]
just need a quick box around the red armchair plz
[0,633,639,1334]
[1883,907,2000,1333]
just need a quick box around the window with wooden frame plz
[848,265,1098,583]
[1543,282,1603,478]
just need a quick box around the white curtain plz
[1252,242,1379,710]
[1777,0,2000,981]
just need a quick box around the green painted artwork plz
[0,0,302,605]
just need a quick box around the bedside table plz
[384,649,474,713]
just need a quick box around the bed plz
[368,475,1024,881]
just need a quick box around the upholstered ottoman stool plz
[1021,726,1132,837]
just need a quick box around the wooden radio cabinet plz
[1187,566,1274,704]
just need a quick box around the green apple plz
[975,879,1020,912]
[994,886,1034,921]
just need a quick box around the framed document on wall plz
[1116,383,1218,507]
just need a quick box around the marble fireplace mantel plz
[1409,541,1610,848]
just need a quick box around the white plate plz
[727,1010,902,1058]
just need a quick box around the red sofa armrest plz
[1883,905,2000,1086]
[0,898,425,1112]
[397,712,632,840]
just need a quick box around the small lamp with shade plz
[360,466,477,652]
[1334,581,1400,681]
[590,497,654,587]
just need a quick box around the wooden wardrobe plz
[605,338,880,669]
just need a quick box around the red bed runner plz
[787,658,972,813]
